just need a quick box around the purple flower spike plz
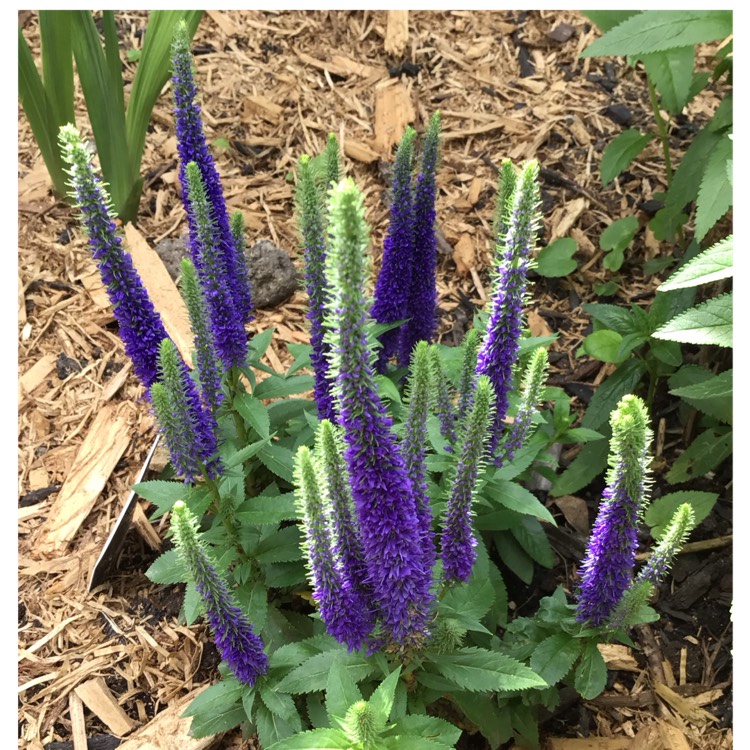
[398,112,441,367]
[59,125,169,389]
[475,160,541,460]
[576,395,653,626]
[172,501,268,686]
[171,22,253,324]
[371,126,416,371]
[325,179,434,649]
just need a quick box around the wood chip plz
[205,10,237,37]
[453,234,475,277]
[123,223,193,364]
[75,676,136,737]
[633,720,692,750]
[528,309,553,337]
[515,77,548,94]
[117,688,219,750]
[598,643,640,672]
[373,83,415,155]
[69,692,88,750]
[384,10,409,57]
[653,682,719,725]
[343,139,381,163]
[545,739,632,749]
[243,94,283,123]
[19,353,56,399]
[39,403,132,553]
[550,197,588,242]
[443,117,526,140]
[81,270,111,309]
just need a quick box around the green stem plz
[226,367,257,498]
[647,76,673,186]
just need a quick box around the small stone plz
[603,104,632,127]
[547,23,575,43]
[246,240,299,308]
[153,236,188,281]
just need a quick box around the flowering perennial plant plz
[59,28,703,748]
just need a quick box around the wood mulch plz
[18,10,731,750]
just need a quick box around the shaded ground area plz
[18,10,731,749]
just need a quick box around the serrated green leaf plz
[255,702,299,748]
[182,680,245,737]
[582,303,638,335]
[254,525,302,564]
[561,428,606,443]
[133,479,189,515]
[669,369,732,423]
[640,47,694,114]
[583,11,639,32]
[645,490,719,539]
[660,236,733,291]
[695,134,732,241]
[276,650,375,694]
[582,330,623,363]
[653,293,732,347]
[236,494,299,525]
[494,531,534,584]
[266,729,350,750]
[600,216,638,254]
[146,548,187,584]
[451,692,512,748]
[234,393,270,438]
[391,715,462,748]
[369,667,402,723]
[254,374,315,400]
[224,437,270,468]
[531,633,582,686]
[325,660,363,721]
[249,327,275,361]
[575,642,608,699]
[666,427,732,484]
[257,442,296,483]
[537,238,578,277]
[183,581,203,625]
[489,478,556,524]
[428,648,546,693]
[582,359,647,429]
[581,11,732,57]
[260,686,302,729]
[381,737,455,750]
[551,434,610,497]
[510,516,555,568]
[600,129,653,185]
[649,339,682,368]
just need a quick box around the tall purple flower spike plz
[59,125,169,389]
[172,501,268,685]
[171,22,253,326]
[475,159,541,460]
[324,178,434,649]
[576,395,652,626]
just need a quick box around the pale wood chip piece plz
[453,234,475,277]
[528,309,553,337]
[373,83,415,156]
[597,643,640,672]
[344,140,381,163]
[205,10,237,36]
[40,403,131,553]
[117,688,219,750]
[69,692,88,750]
[654,682,719,724]
[75,676,136,737]
[553,495,590,534]
[123,223,193,363]
[384,10,409,57]
[19,353,56,398]
[545,738,632,749]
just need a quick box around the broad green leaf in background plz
[666,427,732,484]
[640,46,694,114]
[574,641,608,700]
[582,303,639,335]
[583,11,639,32]
[536,238,578,277]
[669,369,732,424]
[581,10,732,58]
[600,216,638,271]
[581,359,647,430]
[600,129,653,186]
[645,490,719,539]
[695,134,733,241]
[582,330,624,364]
[659,236,732,291]
[325,660,363,721]
[531,633,582,686]
[652,293,732,347]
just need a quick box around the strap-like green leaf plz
[39,11,75,127]
[695,134,733,241]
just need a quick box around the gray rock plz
[246,239,299,309]
[152,235,299,310]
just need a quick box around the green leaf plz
[255,703,299,749]
[265,729,350,750]
[582,303,638,335]
[234,393,270,438]
[489,478,556,524]
[594,281,620,296]
[649,339,682,368]
[666,427,732,484]
[451,692,512,748]
[236,494,299,525]
[254,375,315,400]
[695,134,732,241]
[133,480,189,515]
[325,660,363,721]
[254,525,302,564]
[145,548,187,584]
[561,427,606,443]
[510,516,555,568]
[640,47,694,114]
[260,686,303,729]
[182,679,245,737]
[659,235,732,291]
[600,129,653,185]
[581,11,732,57]
[669,369,732,423]
[369,667,402,723]
[183,581,203,625]
[39,11,75,127]
[249,327,275,361]
[645,490,719,539]
[276,650,375,694]
[583,11,640,32]
[536,238,578,277]
[551,434,610,497]
[531,633,582,686]
[574,642,608,700]
[391,715,462,748]
[582,359,647,429]
[224,437,270,468]
[494,531,534,584]
[652,293,732,347]
[428,648,546,693]
[257,442,296,483]
[582,330,623,363]
[600,216,638,255]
